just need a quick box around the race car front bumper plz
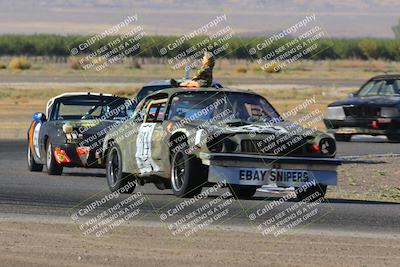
[199,152,341,187]
[53,143,100,168]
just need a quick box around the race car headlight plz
[380,107,400,118]
[326,106,345,120]
[62,124,73,134]
[207,135,224,152]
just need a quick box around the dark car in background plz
[324,74,400,142]
[27,92,134,175]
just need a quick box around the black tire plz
[27,143,43,172]
[229,185,257,199]
[170,148,205,198]
[46,141,63,175]
[296,184,327,202]
[154,181,172,190]
[334,134,352,142]
[387,134,400,142]
[106,144,136,194]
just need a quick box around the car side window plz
[133,99,151,122]
[146,101,167,123]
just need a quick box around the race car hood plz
[61,120,119,135]
[183,119,334,157]
[329,96,400,108]
[61,119,122,148]
[198,120,319,137]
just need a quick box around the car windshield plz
[51,97,135,121]
[168,91,280,123]
[358,79,400,97]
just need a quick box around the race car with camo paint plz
[100,87,341,200]
[324,74,400,142]
[27,92,134,175]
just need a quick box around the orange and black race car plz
[27,92,134,175]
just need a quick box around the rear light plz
[372,120,378,129]
[54,147,71,164]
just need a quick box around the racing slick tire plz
[296,184,327,202]
[229,185,257,199]
[106,144,136,194]
[46,141,63,175]
[170,148,205,198]
[27,144,43,172]
[334,134,352,142]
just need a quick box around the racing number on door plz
[135,123,160,174]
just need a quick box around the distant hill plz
[0,0,399,38]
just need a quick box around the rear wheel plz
[170,148,205,198]
[296,184,327,202]
[27,144,43,172]
[334,134,352,142]
[46,141,63,175]
[106,144,136,193]
[229,185,257,199]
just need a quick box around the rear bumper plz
[199,152,341,187]
[324,118,400,135]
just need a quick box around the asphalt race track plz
[1,139,399,235]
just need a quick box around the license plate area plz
[239,168,311,183]
[207,166,337,186]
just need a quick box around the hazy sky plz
[0,0,399,38]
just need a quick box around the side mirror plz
[33,112,46,123]
[348,93,355,98]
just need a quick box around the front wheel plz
[46,141,63,175]
[296,184,327,202]
[170,149,204,198]
[229,185,258,199]
[27,144,43,172]
[106,144,136,193]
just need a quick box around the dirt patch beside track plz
[0,219,399,267]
